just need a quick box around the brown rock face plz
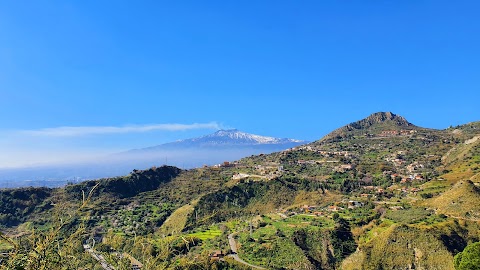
[345,112,414,131]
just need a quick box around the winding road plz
[227,233,265,269]
[83,233,265,269]
[83,244,115,270]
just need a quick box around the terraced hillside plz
[1,112,480,269]
[424,180,480,220]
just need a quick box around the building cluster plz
[391,173,424,183]
[283,145,353,157]
[378,130,417,137]
[335,164,356,172]
[293,199,366,217]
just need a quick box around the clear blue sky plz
[0,1,479,167]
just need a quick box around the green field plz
[187,226,222,240]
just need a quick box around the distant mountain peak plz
[190,129,305,145]
[214,129,239,133]
[211,129,242,136]
[129,129,307,152]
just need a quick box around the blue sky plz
[1,1,479,167]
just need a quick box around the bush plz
[454,242,480,270]
[421,193,434,199]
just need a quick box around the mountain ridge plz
[0,130,307,186]
[1,112,480,269]
[348,111,413,128]
[320,111,420,142]
[128,129,307,151]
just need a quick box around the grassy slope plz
[423,180,480,220]
[442,138,480,183]
[2,117,480,269]
[343,225,454,270]
[157,199,198,236]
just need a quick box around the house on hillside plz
[414,174,424,180]
[348,201,364,209]
[379,130,399,137]
[401,177,412,183]
[122,253,143,270]
[328,205,343,212]
[336,164,355,172]
[300,205,317,213]
[391,173,400,180]
[407,162,425,172]
[221,161,234,167]
[209,250,224,261]
[232,173,250,180]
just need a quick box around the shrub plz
[454,242,480,270]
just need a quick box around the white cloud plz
[20,122,221,137]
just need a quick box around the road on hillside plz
[227,233,265,269]
[83,244,115,270]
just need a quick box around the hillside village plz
[0,112,479,269]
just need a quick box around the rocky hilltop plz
[1,112,479,269]
[346,111,413,129]
[322,111,418,142]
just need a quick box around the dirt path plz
[227,233,265,269]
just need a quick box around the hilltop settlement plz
[1,112,479,269]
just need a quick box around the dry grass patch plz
[157,199,199,236]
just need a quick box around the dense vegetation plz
[454,241,480,270]
[1,112,480,269]
[0,187,52,227]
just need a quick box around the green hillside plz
[1,112,480,269]
[424,180,480,220]
[441,133,480,183]
[345,225,454,270]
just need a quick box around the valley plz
[1,112,479,269]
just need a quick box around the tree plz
[454,242,480,270]
[331,217,357,263]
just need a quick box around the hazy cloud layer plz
[20,122,221,137]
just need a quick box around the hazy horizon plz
[1,1,479,168]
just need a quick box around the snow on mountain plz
[134,129,307,151]
[187,129,304,145]
[0,130,306,186]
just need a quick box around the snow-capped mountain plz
[0,130,306,187]
[114,129,306,171]
[196,129,304,145]
[130,129,307,151]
